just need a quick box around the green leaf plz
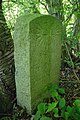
[73,100,80,108]
[46,101,58,113]
[65,112,69,120]
[50,85,59,99]
[37,103,46,114]
[59,98,66,108]
[34,111,41,120]
[50,84,58,93]
[58,88,65,94]
[52,84,59,90]
[54,108,59,118]
[73,100,80,112]
[61,109,65,118]
[40,116,51,120]
[73,113,80,120]
[51,90,59,99]
[67,106,73,117]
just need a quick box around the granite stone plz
[13,14,63,114]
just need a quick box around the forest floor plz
[0,66,80,120]
[60,66,80,105]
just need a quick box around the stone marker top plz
[14,14,63,53]
[14,13,63,40]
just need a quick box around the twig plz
[65,42,80,82]
[11,97,17,103]
[60,80,80,83]
[0,113,12,116]
[38,0,49,13]
[65,7,80,25]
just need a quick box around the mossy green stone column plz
[13,14,63,114]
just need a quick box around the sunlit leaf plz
[59,98,66,108]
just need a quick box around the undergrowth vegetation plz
[34,84,80,120]
[1,84,80,120]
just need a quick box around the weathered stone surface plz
[13,14,63,114]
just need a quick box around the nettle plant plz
[34,84,80,120]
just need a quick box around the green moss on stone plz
[13,14,63,114]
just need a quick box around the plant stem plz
[65,42,80,82]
